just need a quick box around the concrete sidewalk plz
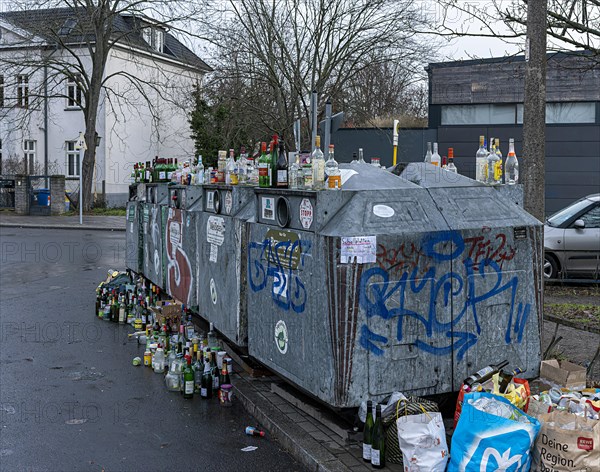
[0,212,125,231]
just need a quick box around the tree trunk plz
[522,0,548,222]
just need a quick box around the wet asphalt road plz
[0,227,304,472]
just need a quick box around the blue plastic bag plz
[448,392,541,472]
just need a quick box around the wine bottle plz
[463,360,509,388]
[275,140,288,188]
[258,142,270,188]
[201,356,212,399]
[362,400,374,462]
[371,404,385,469]
[498,367,525,393]
[183,354,194,399]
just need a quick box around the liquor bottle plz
[302,160,313,190]
[463,360,509,388]
[195,156,204,185]
[210,352,220,393]
[325,144,341,190]
[362,400,374,462]
[200,357,212,399]
[225,149,238,185]
[475,136,487,182]
[351,152,358,163]
[505,138,519,184]
[270,136,278,188]
[217,151,227,183]
[441,155,447,169]
[193,351,203,393]
[424,142,432,163]
[312,135,326,190]
[487,140,501,185]
[111,291,119,322]
[358,148,366,164]
[145,161,152,183]
[247,157,258,186]
[275,140,288,188]
[289,153,301,190]
[371,404,385,468]
[258,142,270,188]
[183,355,194,399]
[236,147,248,185]
[447,148,458,173]
[118,293,126,324]
[430,142,441,167]
[498,367,525,393]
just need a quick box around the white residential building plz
[0,8,211,206]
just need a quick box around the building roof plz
[0,7,212,72]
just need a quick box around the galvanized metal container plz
[141,184,169,288]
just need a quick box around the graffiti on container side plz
[359,230,531,360]
[376,242,431,276]
[463,231,516,268]
[248,236,312,313]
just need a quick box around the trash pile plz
[358,360,600,471]
[95,270,236,406]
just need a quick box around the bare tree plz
[0,0,209,209]
[203,0,437,148]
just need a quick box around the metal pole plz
[79,147,83,225]
[310,90,318,150]
[324,100,332,153]
[294,119,301,153]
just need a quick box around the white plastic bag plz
[358,391,407,423]
[396,411,449,472]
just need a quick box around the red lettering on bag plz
[577,437,593,451]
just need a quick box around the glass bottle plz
[193,350,203,393]
[358,148,366,164]
[247,157,258,186]
[183,355,194,399]
[430,142,441,167]
[362,400,374,462]
[201,356,212,399]
[424,142,432,164]
[487,140,501,185]
[475,136,487,182]
[312,135,325,190]
[464,360,509,388]
[270,136,278,188]
[371,404,385,468]
[195,155,204,185]
[258,142,270,188]
[275,140,288,188]
[236,147,248,185]
[217,150,227,183]
[210,352,219,393]
[225,149,237,185]
[289,153,301,190]
[505,138,519,184]
[350,152,357,163]
[325,144,341,190]
[446,148,458,173]
[153,346,165,373]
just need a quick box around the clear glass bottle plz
[475,136,487,182]
[325,144,341,190]
[446,148,458,173]
[236,147,248,185]
[312,135,325,190]
[247,157,258,186]
[225,149,238,185]
[487,140,501,185]
[194,155,204,185]
[430,142,441,167]
[302,160,313,190]
[358,148,366,164]
[505,138,519,184]
[217,150,227,183]
[424,142,432,163]
[289,153,301,190]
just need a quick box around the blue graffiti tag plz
[359,231,533,360]
[248,237,311,313]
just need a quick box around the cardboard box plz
[149,300,182,327]
[540,359,587,389]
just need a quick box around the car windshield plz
[546,198,591,227]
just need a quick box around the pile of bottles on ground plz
[358,360,599,470]
[95,270,234,405]
[131,134,388,191]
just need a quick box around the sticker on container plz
[274,320,288,355]
[514,226,527,240]
[372,204,395,218]
[299,198,313,229]
[262,197,275,220]
[169,221,182,247]
[209,243,218,263]
[207,215,225,246]
[272,270,288,300]
[210,278,217,305]
[224,191,233,215]
[129,222,134,233]
[186,215,191,227]
[206,191,214,210]
[340,236,377,264]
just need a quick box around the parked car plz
[544,193,600,279]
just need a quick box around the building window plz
[142,26,164,53]
[517,102,596,124]
[66,141,80,176]
[23,139,36,174]
[17,75,29,108]
[441,104,516,125]
[0,75,4,107]
[66,75,83,108]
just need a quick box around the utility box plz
[197,184,256,346]
[162,185,202,309]
[246,163,543,408]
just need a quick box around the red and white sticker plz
[578,437,594,451]
[299,198,313,229]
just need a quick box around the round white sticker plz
[210,278,217,305]
[274,320,288,354]
[373,204,395,218]
[299,198,313,229]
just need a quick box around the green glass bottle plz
[201,355,213,399]
[183,354,194,399]
[371,404,385,468]
[258,142,270,188]
[362,400,374,462]
[270,135,278,188]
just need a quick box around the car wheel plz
[543,254,559,279]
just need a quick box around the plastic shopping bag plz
[448,392,541,472]
[396,411,449,472]
[532,410,600,471]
